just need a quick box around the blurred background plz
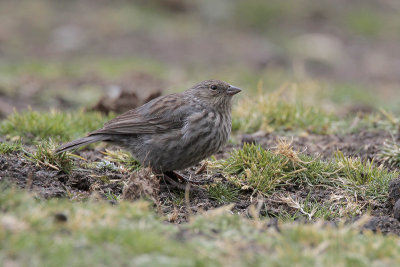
[0,0,399,116]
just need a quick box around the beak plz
[226,85,242,96]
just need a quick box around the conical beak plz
[227,85,242,96]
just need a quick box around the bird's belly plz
[129,128,229,172]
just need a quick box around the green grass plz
[0,141,22,155]
[233,1,288,31]
[379,139,400,168]
[1,186,400,266]
[344,8,383,37]
[345,108,400,134]
[170,191,185,206]
[233,97,335,134]
[0,186,205,266]
[207,182,240,205]
[0,57,169,80]
[218,142,337,194]
[217,143,398,202]
[279,194,342,221]
[329,83,377,107]
[24,140,75,174]
[232,82,400,135]
[232,82,338,134]
[335,151,381,185]
[0,109,113,144]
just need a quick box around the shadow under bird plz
[56,79,241,184]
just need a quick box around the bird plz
[56,79,241,177]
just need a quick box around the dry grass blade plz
[273,138,302,163]
[278,194,316,220]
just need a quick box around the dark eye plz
[210,85,217,90]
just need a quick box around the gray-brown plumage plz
[56,80,241,173]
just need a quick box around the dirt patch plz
[91,72,165,114]
[122,168,160,203]
[0,151,127,199]
[363,216,400,235]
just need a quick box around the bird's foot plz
[165,171,211,185]
[160,171,207,192]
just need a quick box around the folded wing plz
[89,94,187,136]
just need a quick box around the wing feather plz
[89,94,187,135]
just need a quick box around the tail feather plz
[55,135,107,153]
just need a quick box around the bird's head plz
[187,79,242,110]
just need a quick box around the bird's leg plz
[160,171,205,192]
[164,171,205,185]
[161,173,190,191]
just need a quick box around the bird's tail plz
[55,135,108,153]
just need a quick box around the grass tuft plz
[273,138,302,163]
[334,151,397,200]
[217,142,397,201]
[0,141,22,155]
[278,193,340,220]
[219,143,338,194]
[207,182,240,205]
[335,151,377,185]
[379,139,400,167]
[24,140,75,174]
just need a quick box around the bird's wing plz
[89,94,187,135]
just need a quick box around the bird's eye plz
[210,85,217,90]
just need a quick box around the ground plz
[1,0,400,266]
[2,128,400,233]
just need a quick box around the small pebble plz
[54,213,68,223]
